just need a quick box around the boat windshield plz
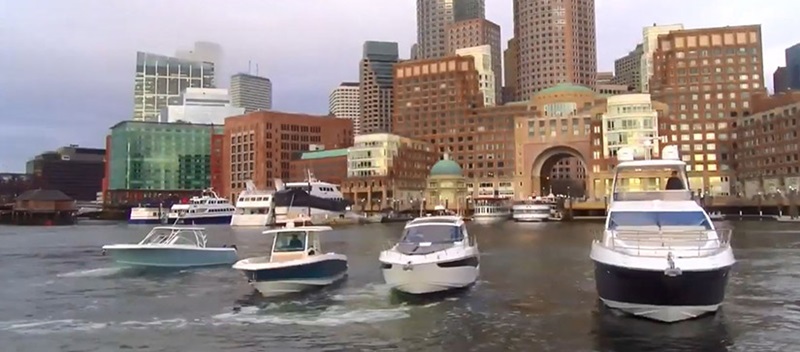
[401,225,463,244]
[608,211,711,230]
[273,231,307,252]
[612,165,692,201]
[139,228,206,247]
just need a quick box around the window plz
[608,211,711,229]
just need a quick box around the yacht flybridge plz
[589,145,735,323]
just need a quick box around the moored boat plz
[167,189,236,225]
[232,223,347,296]
[101,226,238,267]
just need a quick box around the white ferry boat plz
[512,195,556,222]
[167,189,236,225]
[471,195,511,223]
[231,181,275,227]
[272,171,352,224]
[128,204,167,225]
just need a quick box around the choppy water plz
[1,220,799,351]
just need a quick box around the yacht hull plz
[513,214,549,222]
[128,218,165,225]
[168,214,233,225]
[592,260,732,323]
[381,256,479,294]
[230,214,272,227]
[234,256,348,297]
[102,246,238,268]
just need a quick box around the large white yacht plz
[272,171,352,224]
[231,181,274,227]
[166,189,236,225]
[512,195,556,222]
[589,145,735,323]
[471,194,511,223]
[379,216,479,294]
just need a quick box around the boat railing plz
[381,240,464,259]
[595,227,732,257]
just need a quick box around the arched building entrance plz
[530,146,588,197]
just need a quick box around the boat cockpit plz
[139,227,207,247]
[265,225,332,262]
[611,145,694,203]
[396,218,471,255]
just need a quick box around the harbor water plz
[1,221,799,351]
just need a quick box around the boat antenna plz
[307,169,312,218]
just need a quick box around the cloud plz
[0,0,797,172]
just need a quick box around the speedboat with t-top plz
[379,216,479,294]
[232,223,347,297]
[589,145,735,323]
[101,226,238,267]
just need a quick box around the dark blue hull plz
[242,258,348,283]
[128,219,164,225]
[169,215,233,225]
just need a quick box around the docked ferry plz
[512,195,556,222]
[166,189,236,225]
[272,171,352,224]
[471,194,511,223]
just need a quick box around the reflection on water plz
[0,221,798,351]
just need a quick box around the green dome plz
[430,159,463,177]
[536,83,594,96]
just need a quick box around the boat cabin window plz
[401,225,463,244]
[273,231,308,252]
[612,165,691,201]
[608,211,711,230]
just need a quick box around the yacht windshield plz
[273,231,307,252]
[608,211,711,230]
[401,225,463,244]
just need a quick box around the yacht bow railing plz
[380,240,465,261]
[595,228,733,257]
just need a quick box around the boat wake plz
[211,304,410,327]
[56,267,124,278]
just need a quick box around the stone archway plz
[530,145,590,198]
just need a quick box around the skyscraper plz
[175,41,223,84]
[230,73,273,113]
[416,0,485,59]
[359,41,399,134]
[512,0,597,99]
[612,43,643,92]
[446,18,502,103]
[133,52,214,122]
[329,82,361,135]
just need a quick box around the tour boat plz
[271,171,353,224]
[231,181,274,227]
[589,145,735,323]
[166,189,236,225]
[128,203,167,225]
[101,226,238,267]
[471,194,511,223]
[232,223,347,297]
[379,216,479,294]
[511,195,556,222]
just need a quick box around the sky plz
[1,0,798,173]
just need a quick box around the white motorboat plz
[231,181,275,227]
[471,195,511,223]
[512,196,556,222]
[167,189,236,225]
[379,216,479,294]
[101,226,238,268]
[589,145,735,323]
[232,223,347,297]
[128,204,168,225]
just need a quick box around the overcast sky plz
[1,0,797,172]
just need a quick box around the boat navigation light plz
[662,145,680,160]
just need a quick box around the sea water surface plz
[1,220,799,351]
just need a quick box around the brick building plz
[651,24,765,196]
[223,111,353,200]
[391,56,518,197]
[446,18,502,104]
[288,149,348,185]
[735,92,800,196]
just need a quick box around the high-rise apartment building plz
[133,52,214,122]
[651,25,765,195]
[512,0,597,100]
[359,41,399,134]
[456,45,497,106]
[230,73,273,113]
[612,43,643,92]
[416,0,485,59]
[329,82,361,135]
[640,23,684,93]
[446,18,502,103]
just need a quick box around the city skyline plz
[1,0,799,172]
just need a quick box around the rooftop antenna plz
[248,60,252,75]
[256,63,259,76]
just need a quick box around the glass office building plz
[108,121,223,190]
[133,52,215,122]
